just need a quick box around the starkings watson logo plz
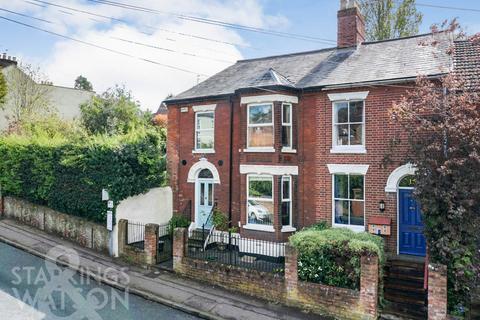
[9,245,130,319]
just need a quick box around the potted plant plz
[212,209,232,250]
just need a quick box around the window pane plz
[350,124,363,145]
[399,175,416,187]
[349,175,364,200]
[248,126,273,148]
[334,200,349,225]
[208,184,213,206]
[248,199,273,225]
[334,102,348,123]
[196,130,214,149]
[334,174,348,199]
[198,169,213,179]
[335,124,349,145]
[197,112,214,130]
[249,104,272,124]
[349,101,363,123]
[282,104,291,124]
[282,125,291,148]
[282,177,290,200]
[249,177,272,199]
[281,201,291,226]
[350,201,364,226]
[200,183,205,206]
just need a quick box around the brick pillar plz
[173,228,186,273]
[428,263,447,320]
[284,244,298,301]
[144,223,159,266]
[117,219,127,257]
[360,254,379,319]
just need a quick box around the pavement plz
[0,218,322,320]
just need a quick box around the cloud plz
[0,0,287,110]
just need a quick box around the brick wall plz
[173,228,379,319]
[428,263,447,320]
[118,219,159,266]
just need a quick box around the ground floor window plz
[281,176,292,226]
[333,174,364,227]
[247,175,273,226]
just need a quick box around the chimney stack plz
[337,0,365,48]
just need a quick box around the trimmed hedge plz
[0,130,166,223]
[289,227,384,290]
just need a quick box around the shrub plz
[0,129,166,223]
[289,228,384,290]
[168,214,191,234]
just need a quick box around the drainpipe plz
[228,95,234,228]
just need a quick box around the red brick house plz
[165,0,458,257]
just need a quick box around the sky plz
[0,0,479,111]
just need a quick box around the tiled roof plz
[453,39,480,90]
[168,33,453,102]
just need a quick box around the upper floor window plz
[195,112,214,151]
[247,103,274,149]
[281,103,292,149]
[333,100,364,148]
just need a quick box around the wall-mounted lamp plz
[379,200,386,212]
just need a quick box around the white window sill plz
[281,226,296,233]
[243,224,275,232]
[332,223,366,233]
[281,148,297,154]
[192,149,215,154]
[330,146,366,154]
[243,148,275,153]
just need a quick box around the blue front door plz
[196,180,214,228]
[399,189,426,256]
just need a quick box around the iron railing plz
[126,221,146,249]
[201,203,216,246]
[187,231,285,273]
[157,222,173,263]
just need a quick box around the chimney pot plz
[340,0,358,10]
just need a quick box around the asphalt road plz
[0,241,201,320]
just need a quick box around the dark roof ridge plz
[236,46,341,63]
[361,31,447,45]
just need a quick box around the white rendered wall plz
[112,187,173,257]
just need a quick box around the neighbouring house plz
[164,0,473,261]
[0,54,94,131]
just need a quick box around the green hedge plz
[289,227,385,290]
[0,130,166,223]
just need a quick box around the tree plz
[0,70,7,107]
[80,85,148,135]
[359,0,423,41]
[389,27,480,314]
[2,63,53,131]
[74,75,93,91]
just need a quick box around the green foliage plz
[359,0,423,41]
[168,215,191,234]
[0,130,166,223]
[80,86,150,136]
[212,209,229,231]
[74,75,93,91]
[290,228,384,290]
[302,221,329,231]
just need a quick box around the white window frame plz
[246,103,275,151]
[331,100,366,154]
[331,173,366,232]
[281,103,294,152]
[194,111,215,153]
[245,174,275,232]
[281,175,294,230]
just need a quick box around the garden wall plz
[172,228,378,320]
[1,196,109,253]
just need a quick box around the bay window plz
[333,174,365,229]
[195,111,214,151]
[281,176,292,227]
[247,103,274,149]
[247,175,273,226]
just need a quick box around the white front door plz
[196,179,214,228]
